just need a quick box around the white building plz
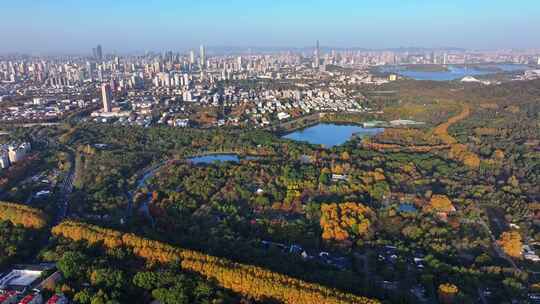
[523,245,540,262]
[0,151,9,169]
[0,269,42,291]
[101,83,112,113]
[173,119,190,127]
[183,91,193,102]
[7,143,30,164]
[32,98,55,106]
[277,112,290,120]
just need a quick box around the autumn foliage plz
[432,106,471,144]
[425,195,455,213]
[497,231,523,259]
[438,283,459,304]
[449,144,480,168]
[366,105,481,168]
[373,128,443,146]
[362,141,449,153]
[432,105,480,168]
[52,221,380,304]
[0,201,48,229]
[320,203,376,244]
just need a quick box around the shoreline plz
[272,112,384,136]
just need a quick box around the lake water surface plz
[380,64,528,81]
[283,123,384,148]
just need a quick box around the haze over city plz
[1,0,540,54]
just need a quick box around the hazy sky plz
[1,0,539,53]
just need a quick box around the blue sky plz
[1,0,539,53]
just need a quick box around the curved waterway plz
[126,154,255,222]
[188,154,240,164]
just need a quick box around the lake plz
[380,64,528,81]
[188,154,240,164]
[282,123,384,148]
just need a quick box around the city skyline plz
[3,44,540,58]
[1,0,539,54]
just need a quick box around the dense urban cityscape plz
[1,1,540,304]
[1,46,539,128]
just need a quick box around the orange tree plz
[425,195,455,213]
[52,221,380,304]
[498,231,523,259]
[320,202,376,246]
[438,283,459,304]
[0,201,48,229]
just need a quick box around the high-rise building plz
[200,45,206,68]
[96,44,103,61]
[537,56,540,65]
[237,56,243,70]
[183,73,190,88]
[86,61,94,80]
[314,40,320,69]
[189,50,196,64]
[101,83,112,112]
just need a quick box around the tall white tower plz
[190,50,196,64]
[200,45,206,68]
[101,83,112,113]
[314,40,320,69]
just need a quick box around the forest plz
[51,220,380,304]
[0,78,538,303]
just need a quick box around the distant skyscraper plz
[237,56,243,70]
[314,40,320,69]
[86,61,94,80]
[101,83,112,112]
[190,50,196,64]
[199,45,206,68]
[96,45,103,61]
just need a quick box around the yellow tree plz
[427,195,455,213]
[438,283,458,304]
[52,221,380,304]
[498,231,523,258]
[320,202,375,245]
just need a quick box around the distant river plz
[282,123,384,148]
[380,64,528,81]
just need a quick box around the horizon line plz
[1,46,540,57]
